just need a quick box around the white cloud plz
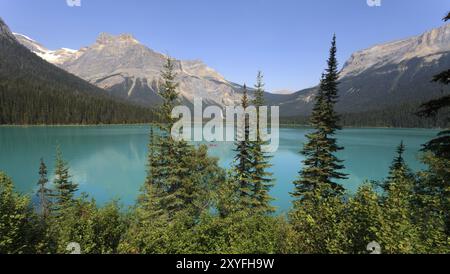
[66,0,81,7]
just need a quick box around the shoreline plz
[0,123,443,131]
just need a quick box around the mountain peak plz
[0,17,16,42]
[96,32,139,45]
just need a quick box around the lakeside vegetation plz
[1,31,449,254]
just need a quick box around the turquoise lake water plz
[0,126,439,213]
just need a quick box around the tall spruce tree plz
[233,84,254,208]
[390,141,407,173]
[52,146,78,213]
[36,158,52,218]
[368,142,421,253]
[142,57,223,219]
[159,57,179,132]
[380,163,419,253]
[251,72,275,214]
[381,141,414,190]
[154,57,187,217]
[292,35,347,203]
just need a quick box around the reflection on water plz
[0,125,438,213]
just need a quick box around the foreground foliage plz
[1,32,448,254]
[0,148,448,255]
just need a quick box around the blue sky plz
[0,0,448,92]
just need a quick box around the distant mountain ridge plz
[278,23,450,117]
[11,20,450,122]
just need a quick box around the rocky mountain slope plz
[15,32,246,107]
[279,24,450,116]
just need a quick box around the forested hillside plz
[0,18,155,125]
[282,102,449,128]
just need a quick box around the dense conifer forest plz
[0,28,156,125]
[281,102,449,128]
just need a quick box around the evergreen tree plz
[250,72,275,214]
[144,127,158,187]
[391,141,406,172]
[36,158,52,219]
[52,146,78,213]
[233,84,254,209]
[155,57,194,217]
[216,170,242,218]
[367,143,420,253]
[380,168,419,253]
[159,57,179,131]
[140,127,165,218]
[379,141,414,191]
[383,143,415,202]
[139,57,225,220]
[120,127,170,254]
[292,35,347,203]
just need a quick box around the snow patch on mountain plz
[13,33,81,65]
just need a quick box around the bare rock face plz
[15,31,242,107]
[341,24,450,78]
